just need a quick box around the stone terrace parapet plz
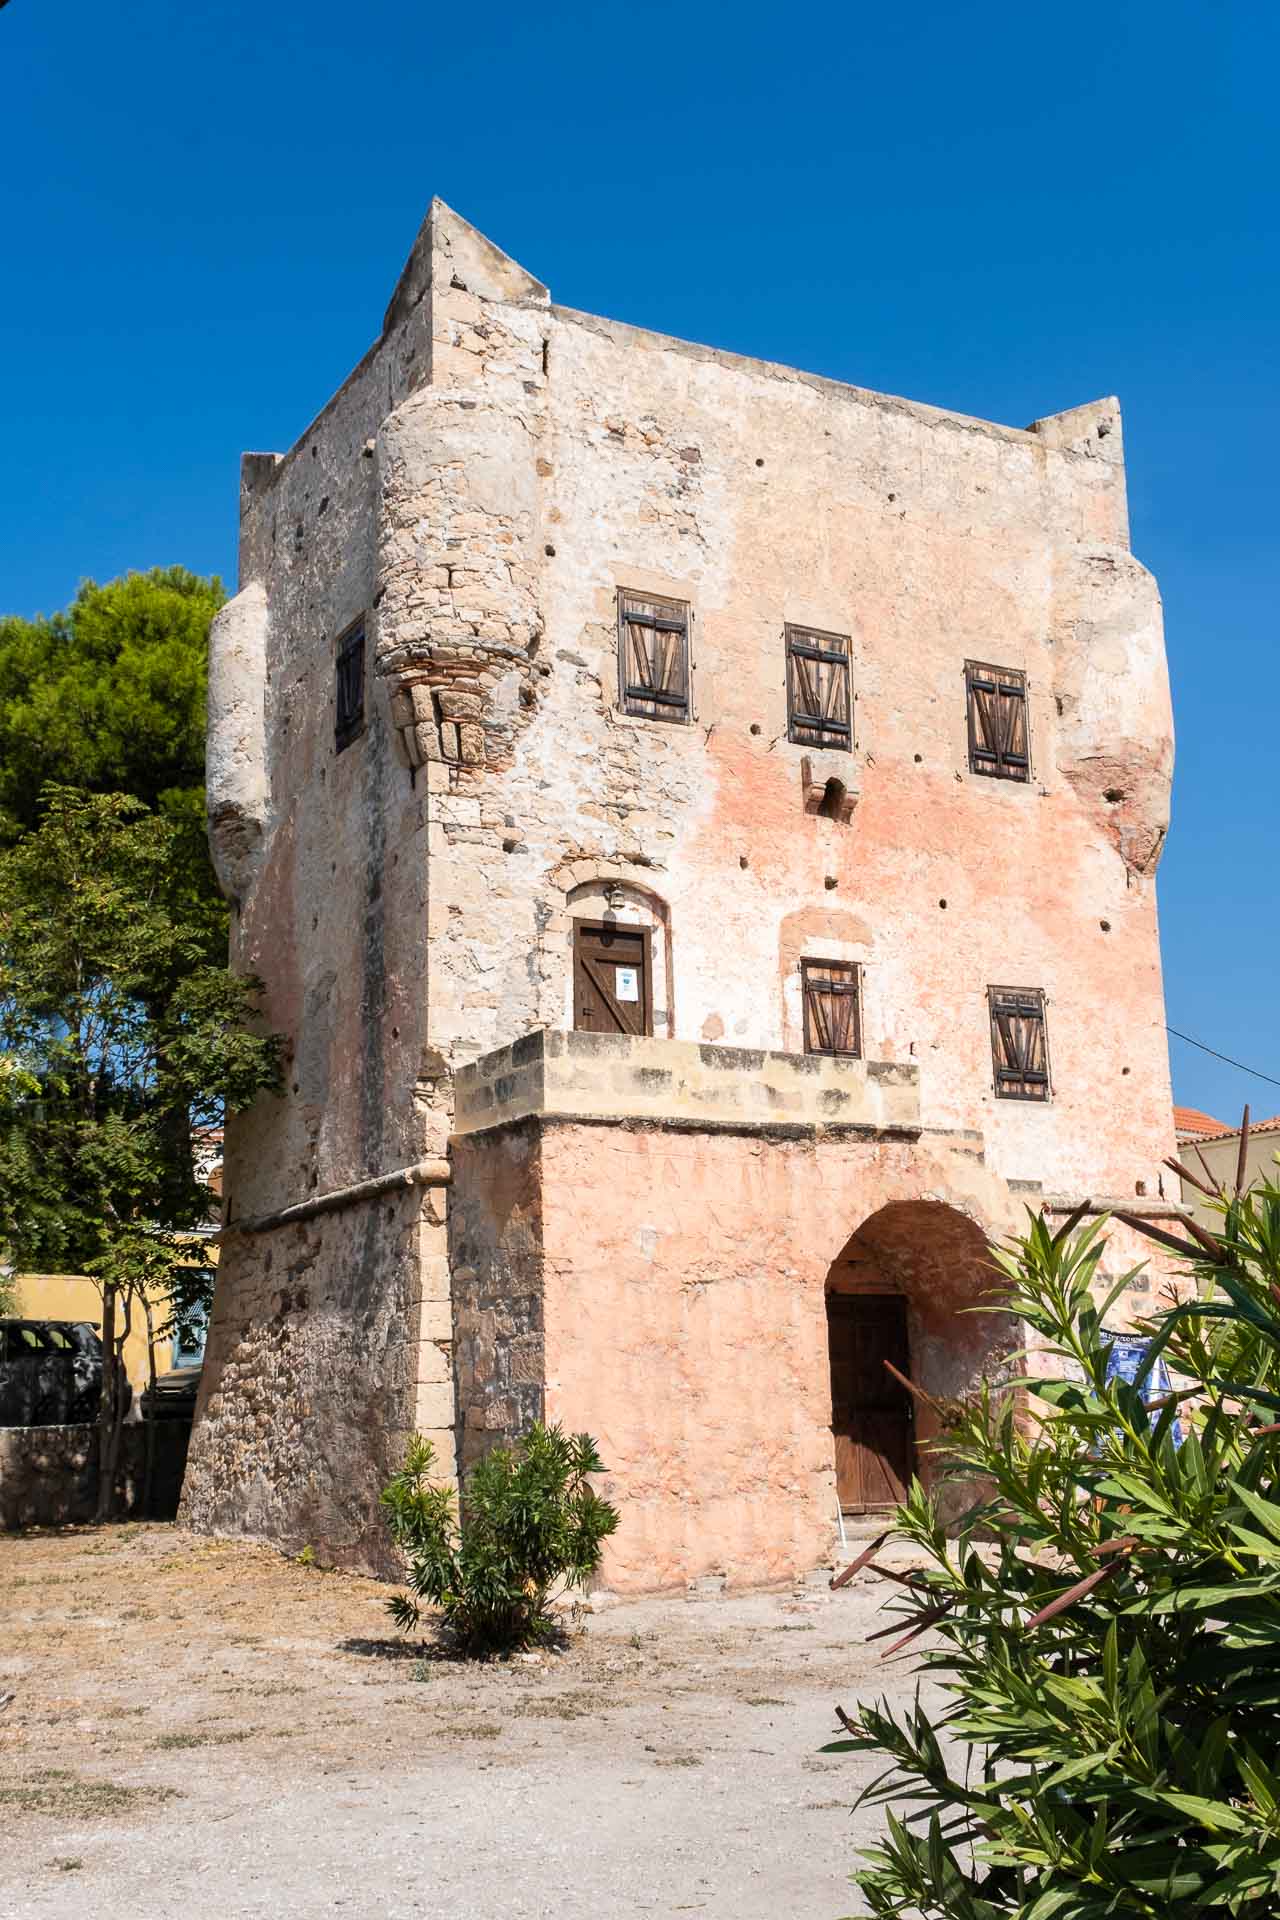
[452,1029,921,1139]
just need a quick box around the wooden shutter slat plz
[626,618,654,692]
[806,980,831,1053]
[620,592,690,721]
[787,627,852,750]
[967,661,1029,782]
[989,987,1049,1100]
[794,650,819,721]
[802,959,862,1059]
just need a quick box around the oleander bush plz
[381,1422,619,1655]
[832,1171,1280,1918]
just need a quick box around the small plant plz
[380,1423,620,1655]
[297,1545,316,1569]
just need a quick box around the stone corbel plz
[387,671,486,770]
[801,753,859,824]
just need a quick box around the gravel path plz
[0,1524,930,1919]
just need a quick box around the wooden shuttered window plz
[966,661,1029,781]
[787,626,852,751]
[335,621,366,752]
[618,591,690,723]
[988,987,1050,1101]
[802,959,862,1060]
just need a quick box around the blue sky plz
[2,0,1276,1123]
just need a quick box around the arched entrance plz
[825,1200,1008,1518]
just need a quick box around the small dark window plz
[335,621,366,752]
[966,661,1029,781]
[618,590,690,723]
[787,626,852,750]
[802,959,862,1059]
[989,987,1050,1100]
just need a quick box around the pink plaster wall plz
[537,1120,1026,1591]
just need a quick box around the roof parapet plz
[1028,396,1124,465]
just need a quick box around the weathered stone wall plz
[449,1123,545,1476]
[335,201,1174,1209]
[184,1181,432,1573]
[185,212,479,1550]
[0,1424,189,1530]
[448,298,1175,1204]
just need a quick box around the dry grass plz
[0,1768,176,1818]
[0,1519,897,1839]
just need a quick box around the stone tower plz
[183,202,1178,1587]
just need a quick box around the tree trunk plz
[141,1291,158,1518]
[95,1283,117,1521]
[95,1286,133,1522]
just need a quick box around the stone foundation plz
[0,1424,190,1529]
[181,1179,449,1574]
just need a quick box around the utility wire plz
[1166,1025,1280,1093]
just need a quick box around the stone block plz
[705,1044,762,1073]
[628,1066,672,1093]
[418,1252,453,1297]
[415,1338,453,1384]
[493,1067,536,1107]
[437,690,482,720]
[414,1293,453,1341]
[414,1380,457,1431]
[564,1029,635,1062]
[511,1029,548,1067]
[511,1345,545,1385]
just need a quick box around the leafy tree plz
[381,1424,621,1653]
[0,787,281,1512]
[832,1177,1280,1918]
[0,568,225,957]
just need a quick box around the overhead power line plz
[1166,1025,1280,1093]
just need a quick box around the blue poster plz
[1101,1330,1183,1446]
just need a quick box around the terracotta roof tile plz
[1186,1112,1280,1144]
[1174,1105,1228,1139]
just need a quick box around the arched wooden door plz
[827,1293,914,1512]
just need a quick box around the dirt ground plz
[0,1524,931,1919]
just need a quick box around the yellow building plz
[8,1137,221,1393]
[13,1261,213,1392]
